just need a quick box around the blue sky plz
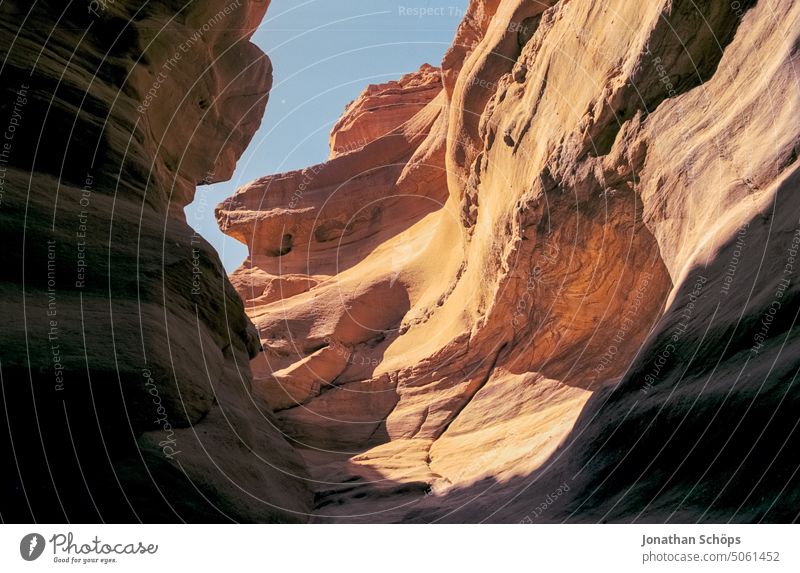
[185,0,468,272]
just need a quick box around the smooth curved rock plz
[0,0,312,522]
[221,0,800,522]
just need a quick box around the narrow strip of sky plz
[185,0,468,272]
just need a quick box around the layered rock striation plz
[2,0,798,524]
[220,0,800,522]
[0,0,311,522]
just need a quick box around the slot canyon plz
[1,0,799,523]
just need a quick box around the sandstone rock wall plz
[2,0,796,524]
[221,0,800,522]
[0,0,312,522]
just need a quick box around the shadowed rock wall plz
[0,0,312,522]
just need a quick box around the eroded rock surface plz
[221,0,800,522]
[0,0,312,522]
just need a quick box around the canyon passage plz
[1,0,799,523]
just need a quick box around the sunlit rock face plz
[1,0,797,524]
[0,0,312,522]
[220,0,800,522]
